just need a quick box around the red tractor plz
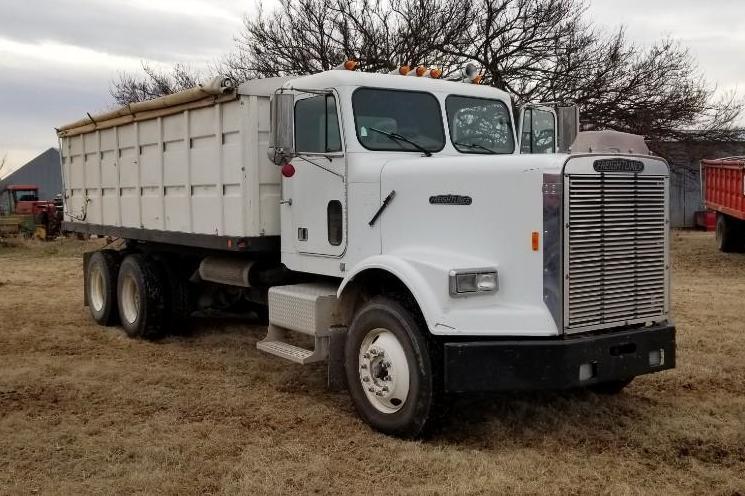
[0,185,63,239]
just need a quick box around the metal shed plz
[0,148,62,201]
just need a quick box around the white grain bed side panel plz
[257,96,281,235]
[138,119,163,229]
[82,132,101,225]
[99,128,119,226]
[162,113,189,232]
[117,124,139,228]
[222,99,243,236]
[189,105,221,235]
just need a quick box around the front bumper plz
[443,323,675,393]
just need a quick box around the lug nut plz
[360,364,368,369]
[382,386,389,392]
[375,391,384,396]
[362,353,370,359]
[383,361,391,368]
[368,387,375,392]
[362,377,370,383]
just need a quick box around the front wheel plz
[344,297,434,438]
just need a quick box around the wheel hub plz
[89,265,105,312]
[120,274,140,325]
[358,329,410,413]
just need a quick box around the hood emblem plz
[593,158,645,173]
[429,194,472,206]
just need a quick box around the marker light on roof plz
[334,60,359,71]
[406,66,427,77]
[389,65,410,75]
[428,68,443,79]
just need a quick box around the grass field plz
[0,231,744,495]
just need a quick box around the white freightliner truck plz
[57,65,675,437]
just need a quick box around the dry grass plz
[0,232,744,495]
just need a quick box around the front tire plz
[344,297,434,438]
[117,254,166,340]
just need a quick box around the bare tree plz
[110,62,201,105]
[112,0,742,144]
[0,153,7,177]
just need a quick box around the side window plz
[521,108,556,154]
[295,94,342,153]
[327,200,343,246]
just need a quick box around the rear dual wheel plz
[87,251,120,326]
[117,254,167,340]
[86,250,189,339]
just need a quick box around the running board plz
[257,324,329,364]
[257,283,339,365]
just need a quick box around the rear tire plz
[344,296,434,438]
[117,254,166,340]
[86,250,120,326]
[716,213,742,252]
[159,257,193,334]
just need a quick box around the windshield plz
[353,88,445,153]
[446,96,515,154]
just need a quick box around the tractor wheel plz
[117,254,167,340]
[86,250,121,326]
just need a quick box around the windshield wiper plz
[369,127,432,157]
[453,141,498,154]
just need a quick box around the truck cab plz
[266,69,674,433]
[0,185,40,215]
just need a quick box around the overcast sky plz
[1,0,743,175]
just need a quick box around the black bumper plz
[443,324,675,393]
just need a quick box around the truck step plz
[257,339,328,364]
[257,324,329,364]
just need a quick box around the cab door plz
[288,91,347,256]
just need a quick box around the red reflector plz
[531,231,540,251]
[281,163,295,177]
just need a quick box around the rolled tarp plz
[57,76,236,137]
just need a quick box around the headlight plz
[449,269,498,296]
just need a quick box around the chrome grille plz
[565,174,667,332]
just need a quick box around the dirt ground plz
[0,231,744,495]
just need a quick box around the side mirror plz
[268,91,295,165]
[556,105,579,153]
[518,103,580,154]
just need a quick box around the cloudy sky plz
[0,0,743,175]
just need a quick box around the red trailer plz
[701,157,745,251]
